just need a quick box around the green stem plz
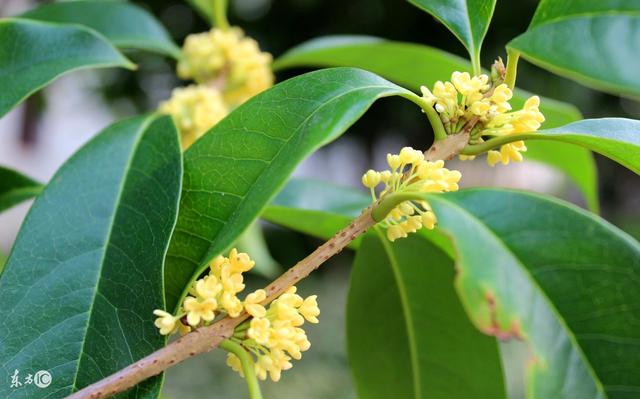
[460,133,539,155]
[401,93,447,140]
[471,52,482,77]
[372,192,427,222]
[504,49,520,89]
[213,0,230,30]
[220,339,263,399]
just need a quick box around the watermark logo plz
[9,369,52,389]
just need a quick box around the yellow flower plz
[229,248,256,273]
[225,286,319,382]
[362,147,461,242]
[299,295,320,324]
[159,85,228,149]
[362,170,381,188]
[183,296,217,326]
[487,141,528,166]
[153,310,177,335]
[244,289,267,318]
[247,316,271,345]
[177,27,274,105]
[227,353,244,377]
[222,291,244,317]
[195,275,222,299]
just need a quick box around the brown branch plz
[67,133,469,399]
[66,207,376,399]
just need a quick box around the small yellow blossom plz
[153,310,177,335]
[153,248,263,335]
[419,71,545,165]
[177,27,274,105]
[362,147,462,241]
[227,353,244,377]
[183,297,217,326]
[244,289,267,318]
[224,286,319,382]
[159,85,228,149]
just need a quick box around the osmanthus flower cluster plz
[362,147,461,242]
[159,27,274,148]
[420,70,545,166]
[152,249,320,382]
[227,286,319,382]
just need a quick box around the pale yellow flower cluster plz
[227,286,319,382]
[153,248,261,336]
[420,71,545,166]
[160,27,274,149]
[362,147,461,242]
[177,27,273,105]
[159,85,228,149]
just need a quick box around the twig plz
[67,207,376,399]
[67,133,470,399]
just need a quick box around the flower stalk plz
[220,339,264,399]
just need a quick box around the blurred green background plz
[1,0,638,398]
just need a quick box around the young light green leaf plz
[19,0,181,58]
[0,166,42,213]
[164,68,413,311]
[274,36,599,212]
[348,232,505,399]
[407,0,496,73]
[510,3,640,98]
[0,19,134,118]
[0,115,183,398]
[425,188,640,398]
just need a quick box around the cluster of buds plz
[420,69,545,166]
[362,147,461,241]
[153,250,320,382]
[227,286,319,382]
[160,27,274,148]
[153,248,261,335]
[177,27,273,105]
[159,85,228,149]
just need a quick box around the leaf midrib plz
[173,82,404,309]
[428,195,608,397]
[70,115,154,392]
[375,228,422,399]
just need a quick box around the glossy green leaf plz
[348,232,505,399]
[263,179,370,249]
[263,178,455,257]
[0,18,134,118]
[407,0,496,71]
[492,118,640,174]
[510,2,640,98]
[20,1,180,58]
[274,36,599,212]
[164,67,412,310]
[0,166,42,213]
[424,188,640,398]
[0,114,182,398]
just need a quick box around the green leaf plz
[263,179,370,249]
[164,67,412,311]
[509,2,640,98]
[0,114,183,398]
[348,232,505,399]
[274,36,599,212]
[20,0,181,58]
[234,222,280,278]
[0,250,5,275]
[263,178,455,257]
[0,166,42,213]
[425,188,640,398]
[0,18,134,118]
[407,0,496,72]
[486,118,640,174]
